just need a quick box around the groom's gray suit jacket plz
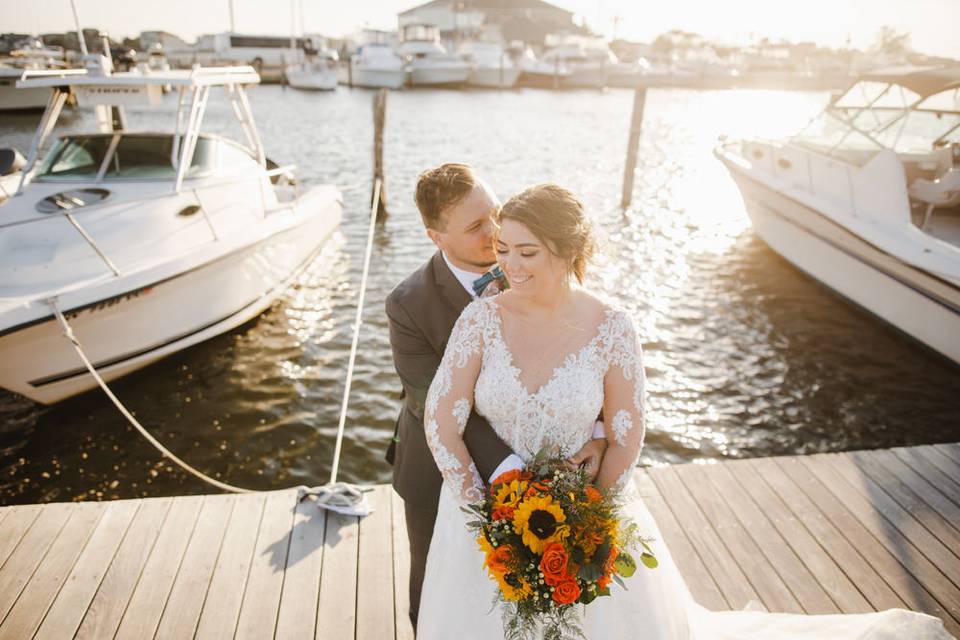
[385,250,512,511]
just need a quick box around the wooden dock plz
[1,443,958,639]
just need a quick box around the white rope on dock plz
[48,298,256,494]
[328,178,381,485]
[44,179,385,514]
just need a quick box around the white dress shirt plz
[440,252,604,482]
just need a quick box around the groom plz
[385,163,607,630]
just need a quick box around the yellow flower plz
[513,495,569,554]
[493,479,527,509]
[477,535,493,556]
[497,572,533,601]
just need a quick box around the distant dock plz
[0,443,958,638]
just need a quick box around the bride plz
[415,183,951,639]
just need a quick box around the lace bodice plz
[425,297,647,505]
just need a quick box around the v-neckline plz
[490,301,614,399]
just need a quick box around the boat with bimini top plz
[716,66,960,364]
[0,51,342,404]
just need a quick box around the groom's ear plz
[426,228,444,250]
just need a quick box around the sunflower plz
[513,495,569,553]
[497,572,533,602]
[492,478,527,509]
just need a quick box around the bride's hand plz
[566,437,608,482]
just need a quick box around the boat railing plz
[2,163,302,284]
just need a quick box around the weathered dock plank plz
[356,486,396,640]
[153,493,235,640]
[649,465,763,609]
[234,488,298,640]
[0,502,105,639]
[273,489,327,640]
[33,499,140,639]
[635,470,729,611]
[112,494,204,639]
[73,497,172,639]
[194,492,266,639]
[0,443,957,639]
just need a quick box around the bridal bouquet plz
[463,450,658,640]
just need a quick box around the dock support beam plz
[372,88,388,220]
[621,85,647,209]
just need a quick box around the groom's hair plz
[415,163,477,231]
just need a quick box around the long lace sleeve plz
[596,311,647,492]
[424,301,487,505]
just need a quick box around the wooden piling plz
[372,88,388,220]
[621,85,647,209]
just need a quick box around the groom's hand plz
[566,438,607,482]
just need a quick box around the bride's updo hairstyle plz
[497,184,596,284]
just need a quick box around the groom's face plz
[428,182,499,272]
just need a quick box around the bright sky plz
[4,0,959,58]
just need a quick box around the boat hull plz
[722,159,960,364]
[0,187,342,404]
[285,68,338,91]
[516,70,568,89]
[563,68,607,89]
[347,67,406,89]
[408,65,469,87]
[467,67,521,88]
[0,81,50,111]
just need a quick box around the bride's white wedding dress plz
[416,297,952,639]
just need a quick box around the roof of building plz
[399,0,572,17]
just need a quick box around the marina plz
[1,3,959,637]
[0,443,958,638]
[2,83,959,503]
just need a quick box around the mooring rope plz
[45,179,384,513]
[328,178,381,485]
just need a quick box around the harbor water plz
[1,85,959,504]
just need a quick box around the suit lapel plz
[431,251,473,315]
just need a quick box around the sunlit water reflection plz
[1,86,958,504]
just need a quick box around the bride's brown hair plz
[497,183,596,284]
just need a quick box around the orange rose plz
[539,542,569,586]
[486,544,515,577]
[524,480,551,497]
[604,546,620,574]
[584,486,602,503]
[492,505,516,521]
[552,578,581,605]
[492,469,523,486]
[597,574,611,590]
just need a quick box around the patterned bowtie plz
[472,265,507,297]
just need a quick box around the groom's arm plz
[386,294,514,479]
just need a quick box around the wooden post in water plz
[620,85,647,209]
[372,88,388,220]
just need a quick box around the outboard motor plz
[0,148,26,177]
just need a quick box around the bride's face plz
[495,218,568,296]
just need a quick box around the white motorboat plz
[286,49,339,91]
[398,24,469,87]
[344,43,405,89]
[517,46,569,89]
[716,66,960,364]
[0,57,343,404]
[458,41,520,89]
[544,43,622,89]
[0,41,70,111]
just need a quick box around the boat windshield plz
[792,81,960,163]
[36,134,214,181]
